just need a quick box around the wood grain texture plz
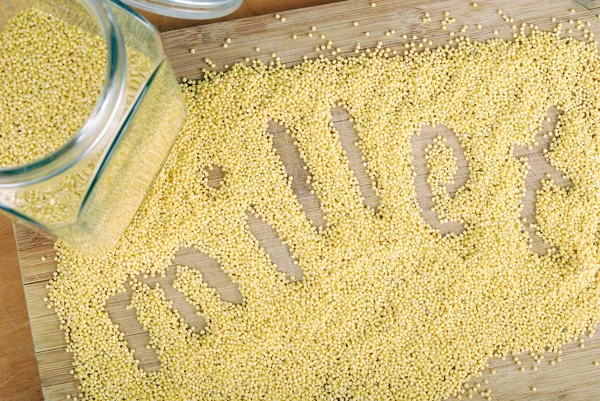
[0,214,42,401]
[10,0,600,400]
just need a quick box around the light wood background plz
[6,0,600,400]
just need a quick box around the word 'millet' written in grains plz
[0,8,583,399]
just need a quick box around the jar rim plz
[0,0,129,187]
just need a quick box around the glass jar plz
[0,0,187,254]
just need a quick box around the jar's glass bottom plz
[57,59,186,254]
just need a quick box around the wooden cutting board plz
[15,0,600,399]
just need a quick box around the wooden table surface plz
[0,1,340,400]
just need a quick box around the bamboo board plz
[14,0,600,399]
